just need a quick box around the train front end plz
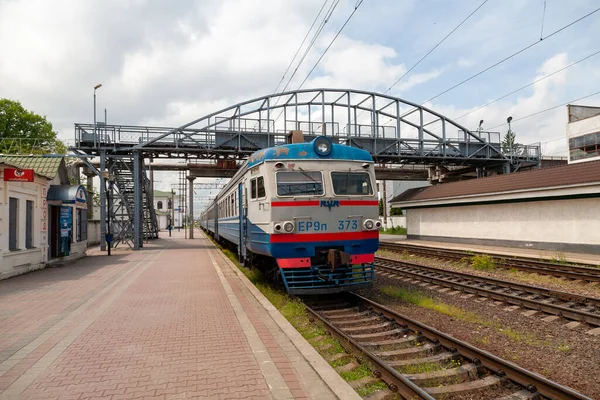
[266,137,380,295]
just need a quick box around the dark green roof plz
[0,156,64,179]
[154,190,174,197]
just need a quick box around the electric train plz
[199,135,381,294]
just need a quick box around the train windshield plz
[276,170,324,196]
[331,171,373,196]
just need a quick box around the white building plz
[567,104,600,164]
[390,160,600,254]
[153,190,182,230]
[0,156,89,280]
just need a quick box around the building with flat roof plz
[567,104,600,164]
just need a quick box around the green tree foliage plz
[378,198,384,216]
[501,129,523,156]
[0,98,66,154]
[390,207,403,216]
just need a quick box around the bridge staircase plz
[108,158,158,248]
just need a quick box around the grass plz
[356,382,389,396]
[396,362,444,375]
[379,285,567,351]
[381,226,407,235]
[469,254,496,271]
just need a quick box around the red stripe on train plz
[271,200,378,207]
[271,201,320,207]
[270,230,379,243]
[277,254,374,268]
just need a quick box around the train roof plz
[247,137,373,168]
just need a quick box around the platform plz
[0,231,360,400]
[379,235,600,265]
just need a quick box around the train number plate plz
[338,220,358,231]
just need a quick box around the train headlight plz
[364,220,374,230]
[274,223,283,233]
[283,221,295,233]
[375,220,382,230]
[313,136,332,156]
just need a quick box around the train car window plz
[276,171,323,196]
[251,179,257,199]
[257,177,266,198]
[331,172,373,196]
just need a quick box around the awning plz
[47,185,88,204]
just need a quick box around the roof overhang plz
[47,185,88,204]
[391,182,600,209]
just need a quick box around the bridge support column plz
[133,151,143,250]
[187,175,195,239]
[99,150,107,251]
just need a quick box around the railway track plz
[375,256,600,327]
[379,242,600,283]
[306,293,592,399]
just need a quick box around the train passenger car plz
[200,135,381,294]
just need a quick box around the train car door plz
[238,182,247,262]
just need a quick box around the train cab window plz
[251,179,257,199]
[276,171,323,196]
[331,172,373,196]
[257,177,266,198]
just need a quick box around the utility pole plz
[382,180,388,229]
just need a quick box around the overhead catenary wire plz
[450,48,600,122]
[420,7,600,106]
[277,0,341,96]
[384,0,490,94]
[296,0,365,90]
[271,0,331,95]
[487,90,600,130]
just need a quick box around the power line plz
[278,0,340,95]
[488,90,600,130]
[296,0,365,90]
[385,0,489,94]
[451,48,600,122]
[271,0,330,94]
[421,7,600,105]
[540,0,547,40]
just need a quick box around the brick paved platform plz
[0,231,360,400]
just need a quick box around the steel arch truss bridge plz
[74,88,540,169]
[73,89,542,250]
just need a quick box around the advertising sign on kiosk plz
[59,206,72,257]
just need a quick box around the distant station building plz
[0,156,89,280]
[390,160,600,253]
[567,104,600,164]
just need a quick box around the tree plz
[501,129,523,156]
[378,198,384,216]
[390,207,403,216]
[0,99,66,154]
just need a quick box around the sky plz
[1,0,599,209]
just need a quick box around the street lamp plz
[507,116,513,133]
[93,84,102,148]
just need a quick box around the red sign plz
[3,168,34,182]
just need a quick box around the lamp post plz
[93,84,102,148]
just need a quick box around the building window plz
[9,197,18,250]
[157,200,163,210]
[569,131,600,160]
[26,200,33,248]
[77,209,88,241]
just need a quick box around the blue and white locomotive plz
[199,135,381,295]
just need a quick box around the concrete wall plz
[87,220,101,246]
[407,197,599,253]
